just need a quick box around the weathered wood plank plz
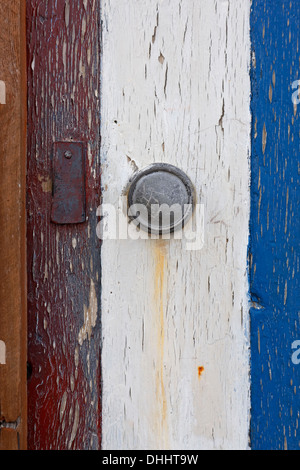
[0,0,27,451]
[0,429,20,451]
[250,0,300,450]
[101,0,251,450]
[26,0,102,450]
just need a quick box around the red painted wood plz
[26,0,101,450]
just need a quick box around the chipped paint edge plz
[0,341,6,365]
[0,80,6,104]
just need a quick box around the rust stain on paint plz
[198,366,205,379]
[154,240,168,445]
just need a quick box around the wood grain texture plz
[0,0,27,451]
[27,0,102,450]
[250,0,300,450]
[101,0,251,450]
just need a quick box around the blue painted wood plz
[250,0,300,450]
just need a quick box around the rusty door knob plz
[127,163,195,235]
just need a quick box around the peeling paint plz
[101,0,251,451]
[40,176,52,194]
[250,0,300,450]
[60,392,68,423]
[0,340,6,365]
[68,402,80,449]
[262,123,267,155]
[78,280,98,346]
[27,0,102,450]
[0,80,6,104]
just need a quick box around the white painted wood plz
[101,0,251,450]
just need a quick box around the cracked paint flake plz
[0,80,6,104]
[0,341,6,365]
[78,280,98,346]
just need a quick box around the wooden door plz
[24,0,300,451]
[26,0,251,450]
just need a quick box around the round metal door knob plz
[127,163,195,235]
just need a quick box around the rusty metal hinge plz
[51,142,86,225]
